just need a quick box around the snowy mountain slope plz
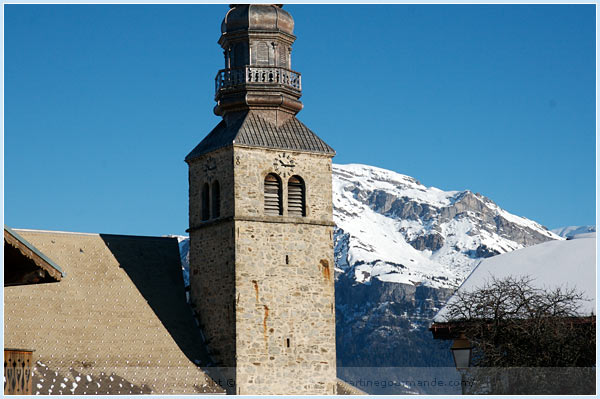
[333,163,561,289]
[332,163,564,393]
[551,225,596,238]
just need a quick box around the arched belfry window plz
[212,181,221,218]
[288,176,306,217]
[264,174,282,216]
[201,183,210,221]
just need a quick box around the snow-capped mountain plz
[332,163,562,394]
[551,225,596,239]
[333,163,561,289]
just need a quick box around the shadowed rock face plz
[366,189,554,252]
[335,271,458,394]
[466,244,500,259]
[367,190,437,221]
[409,233,445,251]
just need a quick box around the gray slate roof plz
[186,112,335,161]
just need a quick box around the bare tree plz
[444,276,595,394]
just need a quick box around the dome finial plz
[215,4,302,117]
[229,4,283,7]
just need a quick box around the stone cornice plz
[186,215,334,232]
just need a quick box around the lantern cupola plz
[214,4,302,118]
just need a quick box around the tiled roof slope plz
[4,230,225,395]
[337,378,368,395]
[185,112,335,161]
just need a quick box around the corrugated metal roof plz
[186,112,335,161]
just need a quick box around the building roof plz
[185,111,335,161]
[433,233,596,323]
[221,4,294,36]
[4,229,225,395]
[4,226,64,285]
[336,378,368,395]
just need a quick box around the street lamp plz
[451,336,472,395]
[451,336,472,369]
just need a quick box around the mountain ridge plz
[333,163,560,290]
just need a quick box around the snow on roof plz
[434,233,596,322]
[568,232,596,240]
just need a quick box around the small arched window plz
[264,174,282,216]
[288,176,306,217]
[201,183,210,221]
[212,181,221,218]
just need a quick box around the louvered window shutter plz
[288,176,305,217]
[264,174,282,215]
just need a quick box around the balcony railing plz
[4,349,33,395]
[215,66,301,95]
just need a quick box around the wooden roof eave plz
[4,227,64,282]
[430,316,596,340]
[430,321,465,340]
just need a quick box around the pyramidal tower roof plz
[186,4,334,162]
[186,112,334,160]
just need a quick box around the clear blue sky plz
[5,4,596,236]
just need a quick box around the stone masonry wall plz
[232,146,333,222]
[188,147,235,226]
[232,146,336,394]
[188,148,236,369]
[189,144,336,394]
[234,221,336,395]
[189,224,236,368]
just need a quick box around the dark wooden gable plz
[4,227,64,286]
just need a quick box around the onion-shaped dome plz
[221,4,294,35]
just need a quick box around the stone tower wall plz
[188,147,235,225]
[232,146,336,394]
[234,220,336,394]
[188,148,237,368]
[232,146,334,221]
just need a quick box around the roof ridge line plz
[14,228,178,240]
[13,228,100,236]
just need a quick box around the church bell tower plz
[185,4,337,395]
